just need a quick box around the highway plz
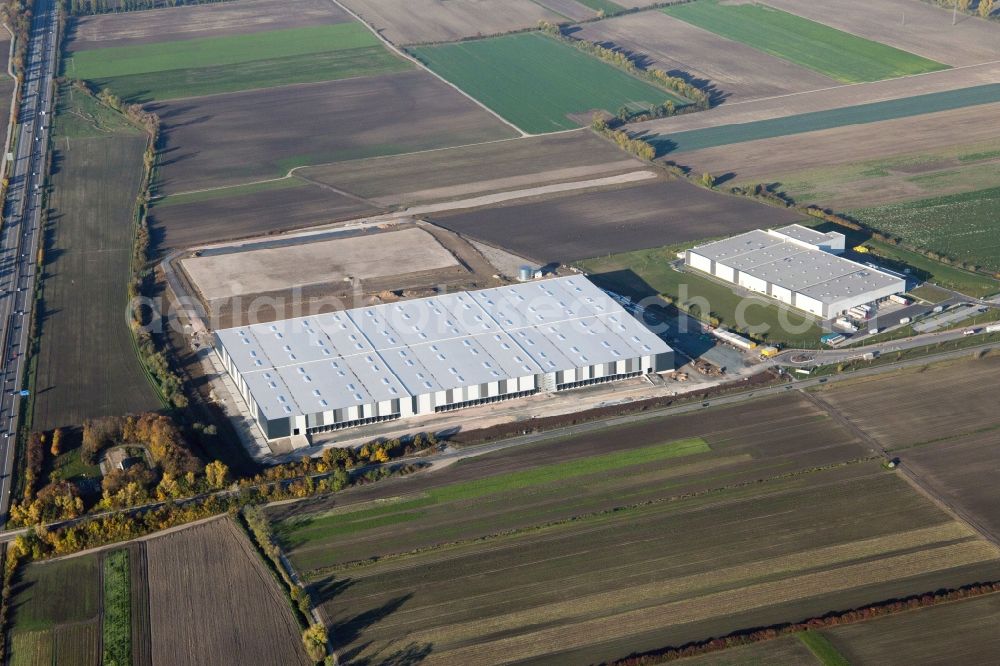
[0,0,58,524]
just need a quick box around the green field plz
[10,555,102,666]
[654,83,1000,155]
[576,244,826,347]
[103,549,132,666]
[66,23,410,101]
[798,630,849,666]
[410,32,686,133]
[851,186,1000,272]
[662,0,947,83]
[797,219,1000,298]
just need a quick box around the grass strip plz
[662,0,946,83]
[154,177,308,207]
[798,630,850,666]
[279,437,709,544]
[102,549,131,666]
[655,83,1000,155]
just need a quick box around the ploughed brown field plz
[428,178,804,263]
[822,592,1000,665]
[150,70,517,196]
[270,394,1000,664]
[298,130,644,208]
[816,354,1000,540]
[67,0,352,50]
[149,181,377,251]
[760,0,1000,67]
[573,11,834,103]
[145,518,310,666]
[335,0,562,45]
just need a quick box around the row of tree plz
[61,0,231,16]
[591,116,656,161]
[537,20,711,116]
[937,0,995,18]
[614,581,1000,665]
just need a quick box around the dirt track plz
[633,61,1000,136]
[574,11,834,102]
[300,130,643,206]
[69,0,351,50]
[762,0,1000,67]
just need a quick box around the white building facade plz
[685,225,905,319]
[214,276,673,440]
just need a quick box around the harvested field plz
[823,593,1000,665]
[337,0,563,45]
[661,0,947,83]
[145,518,310,666]
[9,554,101,666]
[901,430,1000,542]
[429,178,803,263]
[633,61,1000,139]
[534,0,598,21]
[181,227,461,301]
[410,32,686,134]
[270,392,1000,664]
[66,22,409,101]
[32,87,160,431]
[574,12,834,103]
[673,104,1000,209]
[149,180,377,251]
[648,82,1000,156]
[762,0,1000,67]
[152,71,517,196]
[851,186,1000,272]
[68,0,352,50]
[815,354,1000,451]
[298,131,644,207]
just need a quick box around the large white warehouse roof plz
[215,276,670,422]
[689,229,902,306]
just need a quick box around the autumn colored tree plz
[204,460,229,490]
[980,0,994,16]
[302,624,328,662]
[49,428,63,457]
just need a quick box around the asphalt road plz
[0,0,58,524]
[774,324,993,365]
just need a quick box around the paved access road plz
[0,0,58,524]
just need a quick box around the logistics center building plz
[214,276,673,440]
[684,225,906,319]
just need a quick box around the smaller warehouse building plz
[685,225,905,319]
[215,276,672,440]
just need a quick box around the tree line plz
[538,20,711,117]
[61,0,232,17]
[932,0,995,18]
